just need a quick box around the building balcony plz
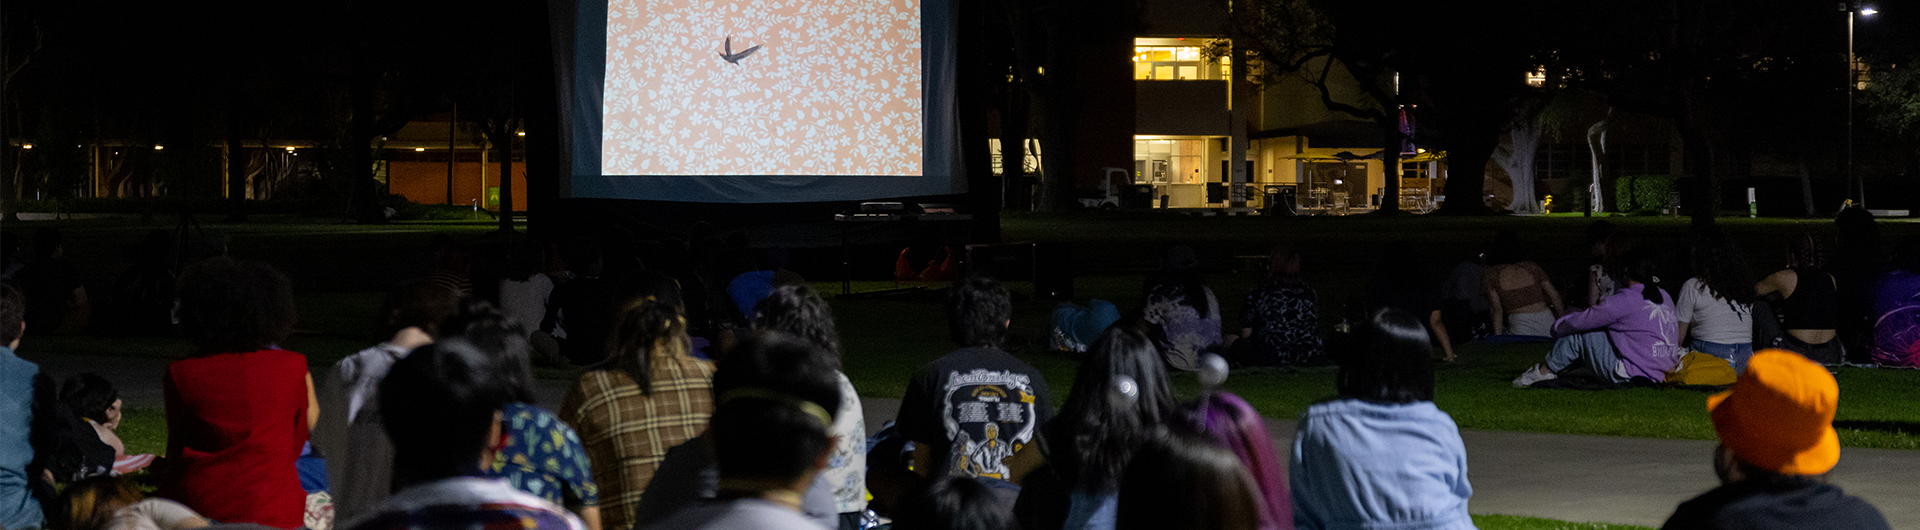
[1136,80,1229,136]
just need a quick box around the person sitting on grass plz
[53,475,212,530]
[1868,236,1920,367]
[1481,230,1564,338]
[1236,244,1324,366]
[161,258,316,529]
[1658,350,1890,530]
[1677,227,1756,373]
[317,280,460,523]
[560,296,715,530]
[1116,433,1264,530]
[344,338,585,530]
[893,476,1020,530]
[0,282,46,530]
[1192,390,1293,530]
[632,327,843,529]
[750,285,868,525]
[1291,308,1472,530]
[1513,249,1680,388]
[895,276,1055,483]
[649,332,844,530]
[445,303,602,530]
[1754,234,1842,364]
[1142,245,1225,371]
[1015,326,1179,530]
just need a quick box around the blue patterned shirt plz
[485,402,599,507]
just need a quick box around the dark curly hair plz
[752,285,841,367]
[1689,226,1756,309]
[177,258,297,355]
[947,276,1011,349]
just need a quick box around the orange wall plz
[389,161,528,209]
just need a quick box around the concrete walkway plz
[32,354,1920,529]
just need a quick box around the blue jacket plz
[1290,399,1475,530]
[0,346,45,530]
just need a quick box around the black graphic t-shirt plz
[895,347,1054,480]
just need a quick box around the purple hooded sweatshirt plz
[1551,283,1681,381]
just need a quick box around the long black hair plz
[1620,247,1669,306]
[1338,308,1436,404]
[1689,227,1755,310]
[1047,326,1178,494]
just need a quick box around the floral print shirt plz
[1242,279,1325,365]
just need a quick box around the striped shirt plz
[561,353,715,530]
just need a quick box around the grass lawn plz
[1471,515,1651,530]
[40,212,1911,528]
[28,212,1920,451]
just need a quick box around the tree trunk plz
[1377,123,1401,214]
[496,123,514,233]
[225,134,247,222]
[348,48,386,224]
[1585,117,1609,215]
[1002,88,1028,211]
[1439,132,1496,215]
[1679,84,1721,225]
[1499,117,1542,214]
[955,0,1000,242]
[1799,162,1816,218]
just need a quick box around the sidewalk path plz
[33,354,1917,529]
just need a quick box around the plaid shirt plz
[344,477,585,530]
[561,354,715,530]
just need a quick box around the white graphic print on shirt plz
[939,368,1039,479]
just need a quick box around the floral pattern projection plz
[603,0,924,176]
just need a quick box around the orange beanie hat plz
[1707,349,1841,475]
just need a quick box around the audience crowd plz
[0,207,1914,530]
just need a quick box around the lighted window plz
[1526,67,1547,88]
[1133,45,1219,81]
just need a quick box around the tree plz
[1228,0,1540,215]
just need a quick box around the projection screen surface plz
[567,0,961,203]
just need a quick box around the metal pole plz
[448,104,457,205]
[1848,9,1857,206]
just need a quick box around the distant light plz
[1334,179,1344,185]
[19,144,29,149]
[154,145,164,150]
[1417,148,1427,154]
[414,147,426,152]
[1862,7,1879,15]
[285,146,296,152]
[516,131,525,137]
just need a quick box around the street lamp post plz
[1845,3,1877,206]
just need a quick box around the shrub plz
[1614,174,1676,215]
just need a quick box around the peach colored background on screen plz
[603,0,923,176]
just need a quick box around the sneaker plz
[1512,364,1558,388]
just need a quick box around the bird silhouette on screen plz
[719,37,763,64]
